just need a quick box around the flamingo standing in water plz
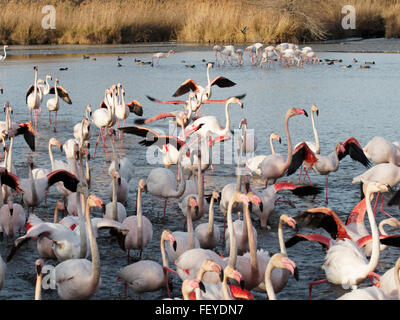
[26,66,42,130]
[152,50,175,67]
[121,179,153,263]
[172,62,236,104]
[46,77,72,132]
[257,107,309,186]
[363,136,400,166]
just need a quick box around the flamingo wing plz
[338,137,371,167]
[146,95,187,105]
[46,170,79,193]
[95,218,129,251]
[203,93,246,104]
[12,122,35,151]
[287,142,319,176]
[345,199,367,225]
[49,86,72,104]
[26,85,39,103]
[0,169,21,192]
[134,112,177,125]
[273,182,323,196]
[285,233,332,250]
[294,208,351,240]
[172,79,198,97]
[209,76,236,88]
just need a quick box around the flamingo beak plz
[35,263,42,276]
[219,269,224,282]
[316,110,319,117]
[240,279,245,290]
[199,281,206,293]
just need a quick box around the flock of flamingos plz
[0,42,400,301]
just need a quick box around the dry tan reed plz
[0,0,399,45]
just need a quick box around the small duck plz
[136,61,152,66]
[117,62,122,67]
[92,57,97,61]
[360,65,371,69]
[117,56,122,61]
[340,64,352,69]
[134,58,141,62]
[353,58,358,63]
[83,55,90,60]
[365,61,375,65]
[59,67,68,71]
[185,64,195,68]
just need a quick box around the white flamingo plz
[26,66,42,129]
[0,45,8,61]
[152,49,175,67]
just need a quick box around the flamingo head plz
[33,66,38,72]
[281,214,297,229]
[211,190,220,202]
[169,50,176,54]
[183,279,206,296]
[272,253,299,281]
[335,142,345,155]
[236,192,251,206]
[138,179,147,192]
[188,196,199,217]
[7,199,13,216]
[201,260,222,277]
[239,118,247,129]
[86,104,92,117]
[365,181,391,195]
[27,156,34,169]
[287,108,308,118]
[50,137,62,150]
[35,259,44,276]
[163,230,177,251]
[56,200,65,211]
[88,194,103,209]
[271,133,281,144]
[111,169,121,185]
[311,104,319,116]
[224,265,245,289]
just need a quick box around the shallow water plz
[0,42,400,300]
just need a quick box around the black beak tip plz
[219,269,224,282]
[293,267,299,281]
[195,206,199,217]
[173,241,177,251]
[199,281,206,293]
[259,202,263,212]
[36,264,42,276]
[240,279,245,290]
[303,110,308,117]
[316,110,319,117]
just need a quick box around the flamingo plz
[37,74,52,100]
[26,66,42,130]
[54,192,102,300]
[363,136,400,166]
[117,230,177,299]
[104,169,127,223]
[194,190,221,250]
[257,107,308,186]
[181,279,206,300]
[34,259,44,300]
[165,196,200,264]
[184,97,244,140]
[251,182,322,229]
[245,133,281,176]
[73,105,92,142]
[263,253,299,300]
[19,157,80,213]
[289,139,371,203]
[0,45,8,61]
[212,45,223,66]
[172,62,236,104]
[294,104,320,183]
[307,182,390,300]
[92,86,117,159]
[378,255,400,299]
[45,77,72,132]
[239,118,257,161]
[0,196,26,243]
[143,148,187,218]
[152,49,175,67]
[121,179,153,263]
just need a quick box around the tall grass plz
[0,0,399,45]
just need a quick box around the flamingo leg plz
[304,168,313,185]
[368,272,381,287]
[373,192,380,216]
[163,199,167,218]
[48,111,51,124]
[308,279,328,300]
[297,166,303,183]
[379,194,394,218]
[101,128,108,155]
[93,128,103,159]
[54,111,57,132]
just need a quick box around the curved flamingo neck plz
[207,196,215,236]
[222,274,233,300]
[48,142,56,170]
[282,113,294,173]
[136,188,143,248]
[160,235,169,269]
[311,110,320,154]
[365,189,380,276]
[278,218,287,255]
[34,271,42,300]
[186,200,195,250]
[197,155,204,216]
[227,197,237,268]
[264,260,277,300]
[33,69,38,101]
[28,163,38,206]
[244,203,258,276]
[111,175,118,221]
[78,191,87,259]
[270,136,276,154]
[85,196,100,292]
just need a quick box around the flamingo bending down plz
[257,108,308,186]
[172,62,236,104]
[151,50,175,67]
[73,105,92,142]
[117,230,177,299]
[307,182,390,300]
[104,169,127,223]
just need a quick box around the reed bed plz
[0,0,399,45]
